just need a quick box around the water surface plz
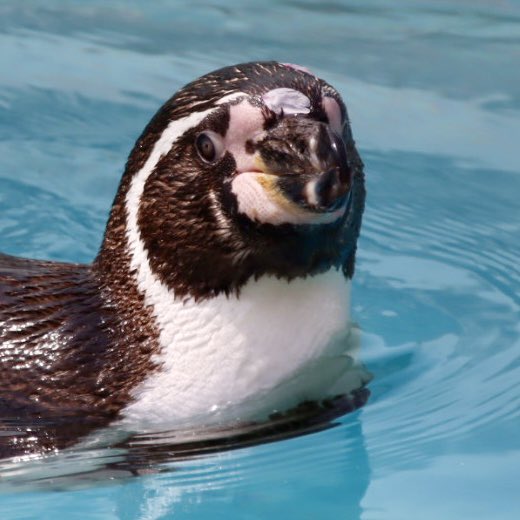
[0,1,519,518]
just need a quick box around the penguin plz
[0,61,368,457]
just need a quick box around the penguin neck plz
[94,177,353,303]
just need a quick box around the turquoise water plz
[1,1,519,518]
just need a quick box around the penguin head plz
[98,62,365,299]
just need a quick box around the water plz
[0,0,519,518]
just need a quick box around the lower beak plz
[255,118,352,213]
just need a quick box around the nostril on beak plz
[314,168,341,207]
[310,166,349,210]
[301,126,352,211]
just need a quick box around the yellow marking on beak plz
[253,154,270,174]
[253,154,307,215]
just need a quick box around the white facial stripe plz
[262,88,311,115]
[125,107,217,276]
[125,91,256,274]
[124,107,225,328]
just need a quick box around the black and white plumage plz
[0,61,369,457]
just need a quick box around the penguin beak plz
[254,117,352,213]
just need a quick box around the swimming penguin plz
[0,61,368,457]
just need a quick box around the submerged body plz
[0,61,368,456]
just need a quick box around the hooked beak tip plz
[249,119,353,214]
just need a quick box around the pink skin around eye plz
[224,100,265,173]
[224,94,344,173]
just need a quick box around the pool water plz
[1,1,519,518]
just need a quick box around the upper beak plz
[254,117,352,213]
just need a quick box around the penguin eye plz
[195,131,224,164]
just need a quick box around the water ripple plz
[354,150,520,476]
[0,2,519,517]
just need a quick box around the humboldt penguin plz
[0,61,368,457]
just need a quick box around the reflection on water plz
[0,390,369,490]
[0,0,519,518]
[0,415,371,519]
[0,392,371,520]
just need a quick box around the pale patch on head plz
[262,88,311,116]
[217,91,247,105]
[323,96,343,134]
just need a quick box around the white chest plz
[120,269,364,429]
